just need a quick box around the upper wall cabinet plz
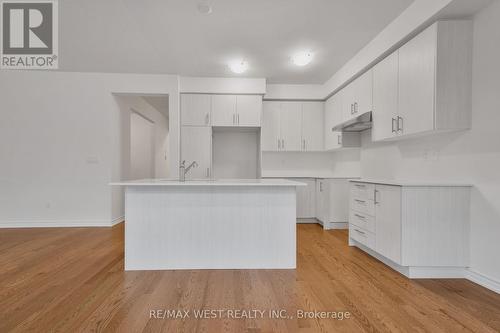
[342,70,373,122]
[262,101,324,152]
[212,95,262,127]
[373,20,472,141]
[301,102,324,151]
[372,50,399,141]
[324,92,360,150]
[181,94,212,126]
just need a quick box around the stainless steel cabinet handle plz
[237,113,240,125]
[392,118,396,133]
[282,139,285,150]
[374,189,379,204]
[354,102,358,114]
[350,103,354,115]
[337,134,342,145]
[354,229,366,235]
[355,184,365,188]
[354,199,366,204]
[354,214,366,219]
[397,116,403,132]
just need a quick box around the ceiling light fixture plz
[197,2,212,14]
[291,51,314,66]
[229,60,249,74]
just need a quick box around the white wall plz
[350,0,500,285]
[0,71,179,227]
[130,113,155,179]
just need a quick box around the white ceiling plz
[60,0,413,84]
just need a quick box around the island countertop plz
[110,178,306,187]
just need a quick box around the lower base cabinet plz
[316,179,350,229]
[349,181,471,277]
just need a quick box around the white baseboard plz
[466,269,500,294]
[350,238,500,294]
[296,218,318,224]
[0,217,124,228]
[324,222,348,230]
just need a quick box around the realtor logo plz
[1,0,58,69]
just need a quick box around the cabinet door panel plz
[372,51,399,141]
[342,83,355,122]
[181,94,211,126]
[353,70,373,116]
[212,95,237,126]
[181,126,212,179]
[398,24,437,136]
[280,102,302,151]
[301,102,324,151]
[325,93,343,150]
[375,185,402,264]
[237,95,262,126]
[295,178,316,219]
[261,102,281,151]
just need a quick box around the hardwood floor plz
[1,223,499,332]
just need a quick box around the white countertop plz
[350,179,473,187]
[110,178,306,187]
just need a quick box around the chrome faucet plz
[179,160,198,182]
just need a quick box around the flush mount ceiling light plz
[197,2,212,14]
[291,51,314,66]
[228,60,249,74]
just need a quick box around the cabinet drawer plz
[351,197,375,216]
[349,211,375,233]
[349,224,375,249]
[350,182,375,201]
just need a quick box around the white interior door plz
[181,94,211,126]
[181,126,212,179]
[301,102,324,151]
[130,112,155,180]
[211,95,236,126]
[261,101,281,151]
[372,51,399,141]
[237,95,262,126]
[280,102,302,151]
[398,24,437,136]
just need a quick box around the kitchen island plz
[110,179,305,270]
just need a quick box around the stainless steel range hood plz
[332,111,372,132]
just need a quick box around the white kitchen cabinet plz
[342,70,373,122]
[211,95,236,126]
[397,21,472,138]
[180,126,212,179]
[261,101,281,151]
[280,102,302,151]
[372,50,399,141]
[181,94,212,126]
[315,179,350,229]
[349,180,471,278]
[212,95,262,127]
[374,185,402,264]
[301,102,324,151]
[294,178,316,219]
[324,93,361,150]
[236,95,262,126]
[262,101,324,152]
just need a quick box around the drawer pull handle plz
[354,214,365,219]
[354,199,366,204]
[354,229,366,235]
[355,184,366,188]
